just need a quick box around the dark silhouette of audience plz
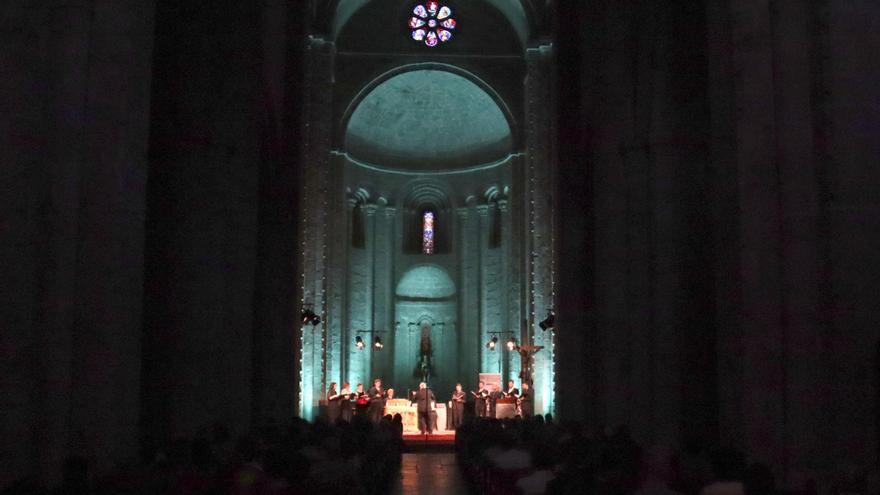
[2,415,402,495]
[454,416,833,495]
[4,414,874,495]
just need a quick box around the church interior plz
[2,0,879,493]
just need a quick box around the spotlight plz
[539,311,555,331]
[486,336,498,350]
[507,337,518,351]
[301,308,321,326]
[374,337,383,350]
[355,336,365,349]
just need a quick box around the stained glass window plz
[422,211,435,254]
[409,2,456,47]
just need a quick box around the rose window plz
[408,2,457,47]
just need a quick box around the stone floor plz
[391,453,471,495]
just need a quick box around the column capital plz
[363,204,378,216]
[384,207,397,218]
[456,207,469,218]
[476,205,490,217]
[497,199,509,213]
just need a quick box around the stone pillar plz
[340,197,358,382]
[375,206,396,381]
[298,36,335,419]
[35,2,92,481]
[525,44,557,415]
[457,207,479,381]
[38,0,155,482]
[363,203,378,382]
[477,205,498,374]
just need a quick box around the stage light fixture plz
[507,337,518,351]
[486,336,498,350]
[374,337,383,349]
[301,308,321,326]
[355,336,365,349]
[539,311,555,331]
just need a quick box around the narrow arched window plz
[422,211,435,254]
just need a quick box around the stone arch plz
[341,66,517,170]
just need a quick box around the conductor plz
[411,381,436,434]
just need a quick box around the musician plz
[411,381,436,434]
[519,381,534,418]
[354,383,369,416]
[473,381,489,417]
[339,382,353,422]
[326,382,342,423]
[487,383,502,418]
[503,379,519,398]
[367,378,386,423]
[450,383,466,429]
[386,388,395,400]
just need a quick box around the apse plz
[296,1,558,421]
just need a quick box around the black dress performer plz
[411,381,436,434]
[472,381,489,417]
[326,382,342,423]
[339,383,354,422]
[450,383,466,429]
[519,382,534,418]
[354,383,369,416]
[367,378,386,423]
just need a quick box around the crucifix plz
[517,344,545,383]
[402,320,446,383]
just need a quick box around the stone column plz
[35,2,93,481]
[477,205,498,374]
[457,207,479,381]
[362,204,378,382]
[376,206,396,381]
[298,36,335,419]
[525,44,557,415]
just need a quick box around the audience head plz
[745,462,776,495]
[710,447,747,481]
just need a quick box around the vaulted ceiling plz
[344,69,513,170]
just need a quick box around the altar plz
[384,398,447,433]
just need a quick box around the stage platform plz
[402,431,456,451]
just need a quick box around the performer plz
[367,378,386,423]
[354,383,369,416]
[518,381,534,418]
[411,381,436,434]
[339,382,354,422]
[472,381,489,417]
[503,379,519,398]
[487,383,502,418]
[450,383,466,429]
[386,388,395,400]
[326,382,342,423]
